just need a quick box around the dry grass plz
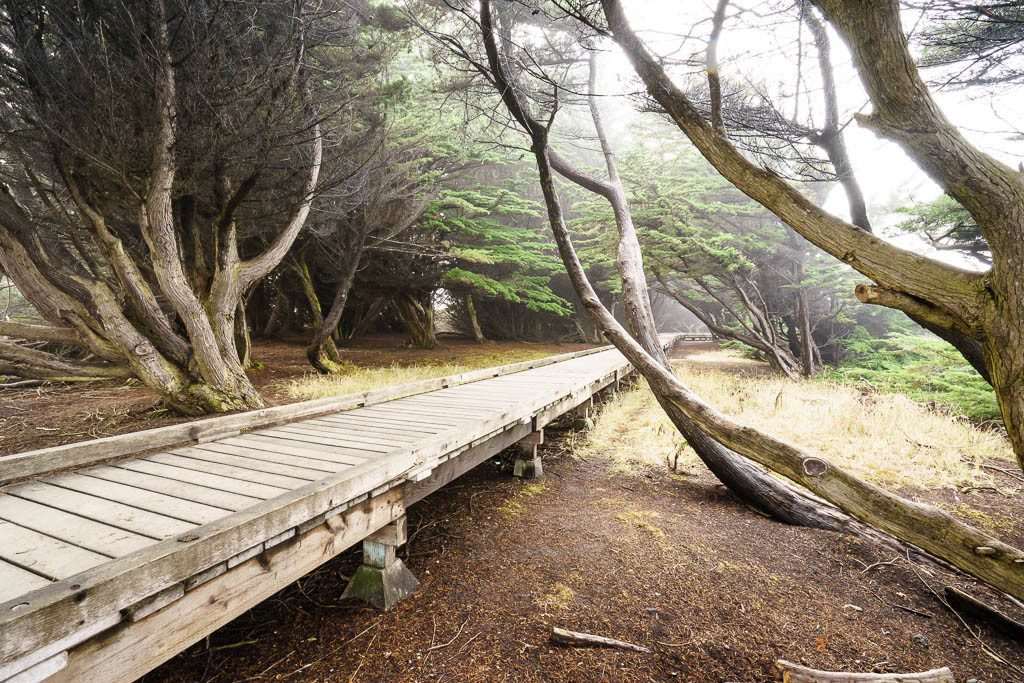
[280,348,559,402]
[581,356,1014,491]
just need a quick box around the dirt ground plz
[125,343,1024,682]
[0,334,590,456]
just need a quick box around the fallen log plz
[775,660,954,682]
[549,627,652,653]
[944,585,1024,642]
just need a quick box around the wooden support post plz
[341,515,419,611]
[514,429,544,479]
[574,397,594,430]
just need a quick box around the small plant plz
[825,333,999,422]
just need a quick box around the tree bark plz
[307,245,362,374]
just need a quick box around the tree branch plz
[600,0,984,329]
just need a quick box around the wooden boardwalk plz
[0,337,675,682]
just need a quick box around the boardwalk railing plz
[0,335,679,683]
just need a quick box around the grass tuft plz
[580,355,1014,490]
[280,348,561,402]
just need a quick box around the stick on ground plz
[549,627,652,653]
[775,660,954,682]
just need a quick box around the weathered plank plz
[256,426,401,451]
[112,460,287,500]
[4,482,194,540]
[0,496,152,558]
[0,560,50,603]
[182,443,343,475]
[220,435,371,464]
[0,345,615,484]
[51,489,405,683]
[143,452,314,489]
[232,433,382,460]
[267,424,415,449]
[80,466,259,512]
[42,473,228,525]
[0,519,111,579]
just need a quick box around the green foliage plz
[423,179,572,316]
[823,333,999,421]
[894,194,989,264]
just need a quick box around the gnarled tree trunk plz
[393,291,437,349]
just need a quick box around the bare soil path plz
[131,342,1024,682]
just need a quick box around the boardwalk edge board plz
[0,336,680,681]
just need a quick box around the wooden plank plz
[404,395,522,409]
[312,414,439,436]
[249,425,397,452]
[112,460,287,500]
[52,489,405,683]
[0,519,110,579]
[0,344,620,484]
[4,482,194,540]
[79,466,260,512]
[168,446,334,481]
[0,560,50,603]
[0,496,152,558]
[233,433,382,460]
[409,389,520,405]
[141,453,312,489]
[219,435,370,465]
[270,423,417,448]
[7,651,67,683]
[42,473,228,526]
[341,411,469,429]
[0,614,119,682]
[301,418,425,442]
[376,401,488,418]
[184,443,344,475]
[353,405,481,425]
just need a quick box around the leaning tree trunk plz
[350,294,387,339]
[602,0,1024,470]
[307,246,363,374]
[541,49,841,527]
[465,293,486,343]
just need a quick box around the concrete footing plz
[573,397,594,430]
[513,429,544,479]
[341,516,419,611]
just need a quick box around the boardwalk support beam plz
[341,516,419,611]
[514,429,544,478]
[574,397,594,430]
